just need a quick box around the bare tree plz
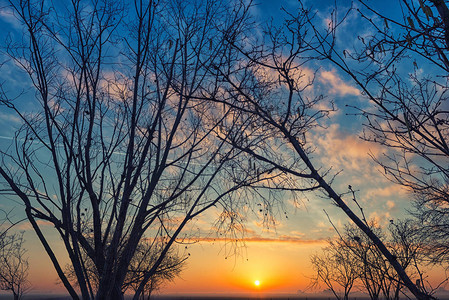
[295,0,449,276]
[388,219,435,297]
[338,221,388,300]
[291,0,449,294]
[346,219,428,299]
[310,240,358,300]
[313,218,431,300]
[0,231,30,300]
[65,236,185,299]
[1,1,443,299]
[0,210,29,300]
[0,0,262,299]
[201,4,434,298]
[124,238,186,299]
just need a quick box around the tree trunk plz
[318,175,431,300]
[96,281,124,300]
[284,132,433,300]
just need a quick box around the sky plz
[0,0,448,297]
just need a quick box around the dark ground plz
[0,295,371,300]
[0,296,406,300]
[0,294,446,299]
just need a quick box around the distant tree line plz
[0,210,29,300]
[310,217,442,300]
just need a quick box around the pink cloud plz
[319,70,360,96]
[365,185,407,200]
[184,235,326,245]
[15,219,53,231]
[313,124,383,172]
[386,200,396,209]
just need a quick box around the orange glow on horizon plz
[160,240,321,295]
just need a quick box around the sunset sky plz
[0,0,447,297]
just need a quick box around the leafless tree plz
[313,218,432,300]
[345,219,429,299]
[0,0,263,299]
[310,240,358,300]
[209,0,449,297]
[296,0,449,277]
[0,210,29,300]
[2,0,443,299]
[201,4,434,298]
[124,238,186,299]
[338,221,389,300]
[0,231,30,300]
[388,219,437,297]
[65,235,185,299]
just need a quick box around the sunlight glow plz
[254,280,260,286]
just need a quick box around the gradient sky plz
[0,0,447,297]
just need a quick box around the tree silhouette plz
[297,0,449,284]
[0,0,261,299]
[0,210,29,300]
[203,3,434,298]
[0,232,30,300]
[312,218,434,299]
[310,240,358,300]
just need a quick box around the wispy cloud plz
[15,219,53,231]
[0,6,22,29]
[313,123,382,172]
[319,70,360,96]
[0,111,21,124]
[184,235,326,245]
[365,184,407,201]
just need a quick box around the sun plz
[254,280,260,287]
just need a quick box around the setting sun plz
[254,280,260,287]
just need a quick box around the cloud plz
[184,235,326,245]
[365,184,407,201]
[252,61,316,92]
[319,70,360,96]
[368,211,392,227]
[0,111,21,124]
[386,200,396,210]
[0,6,22,29]
[15,219,53,231]
[313,123,383,172]
[308,123,412,216]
